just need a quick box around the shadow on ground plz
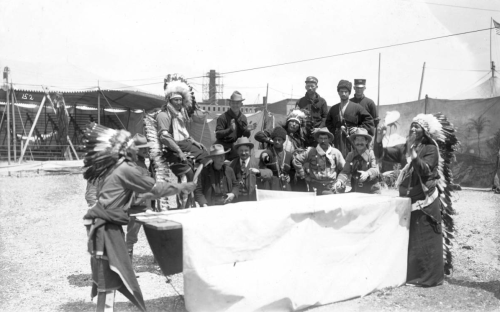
[134,255,164,275]
[67,274,93,287]
[447,278,500,300]
[59,296,187,312]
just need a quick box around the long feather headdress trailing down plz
[413,113,459,275]
[82,123,132,183]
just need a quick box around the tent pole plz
[11,83,16,161]
[424,94,428,114]
[418,62,426,100]
[375,53,381,151]
[18,95,46,163]
[3,67,11,165]
[97,91,101,125]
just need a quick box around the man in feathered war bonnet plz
[215,91,257,161]
[82,124,196,311]
[326,80,374,158]
[293,127,345,195]
[156,79,209,182]
[254,109,308,191]
[259,126,294,191]
[375,113,458,287]
[335,128,381,194]
[294,76,329,147]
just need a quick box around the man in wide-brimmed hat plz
[229,137,272,202]
[335,128,381,194]
[325,79,374,158]
[194,144,239,207]
[293,127,345,195]
[215,91,257,161]
[294,76,329,147]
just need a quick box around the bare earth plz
[0,174,499,312]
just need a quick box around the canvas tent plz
[378,93,500,188]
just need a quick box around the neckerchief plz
[316,144,335,167]
[166,103,190,141]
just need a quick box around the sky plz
[1,0,499,106]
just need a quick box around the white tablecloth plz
[167,193,411,312]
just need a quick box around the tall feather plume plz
[143,112,178,210]
[416,113,459,275]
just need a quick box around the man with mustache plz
[293,127,345,195]
[326,80,374,158]
[335,128,380,194]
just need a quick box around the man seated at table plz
[335,128,381,194]
[293,128,345,195]
[229,137,272,203]
[195,144,239,207]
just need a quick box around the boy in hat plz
[295,76,329,147]
[194,144,239,207]
[215,91,257,161]
[325,79,374,158]
[335,128,381,194]
[350,79,379,127]
[293,127,345,195]
[259,127,294,191]
[229,137,273,202]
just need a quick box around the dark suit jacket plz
[229,157,273,202]
[194,163,239,206]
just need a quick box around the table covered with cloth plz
[140,193,411,312]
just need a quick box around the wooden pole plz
[6,85,10,165]
[67,135,80,160]
[11,84,16,161]
[18,96,46,163]
[4,67,11,164]
[418,62,426,100]
[490,18,493,67]
[377,53,381,115]
[97,91,101,125]
[424,94,428,114]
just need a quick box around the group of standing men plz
[194,76,382,205]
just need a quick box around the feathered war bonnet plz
[163,74,195,111]
[412,113,459,276]
[82,123,133,182]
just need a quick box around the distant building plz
[265,98,299,115]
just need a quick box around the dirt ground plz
[0,174,499,312]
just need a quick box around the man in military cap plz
[326,80,374,158]
[350,79,378,126]
[294,76,329,147]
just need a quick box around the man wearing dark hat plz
[229,137,273,202]
[326,80,374,158]
[194,144,239,207]
[295,76,329,147]
[259,127,294,191]
[335,128,381,194]
[215,91,257,161]
[350,79,379,127]
[293,127,345,195]
[126,133,155,260]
